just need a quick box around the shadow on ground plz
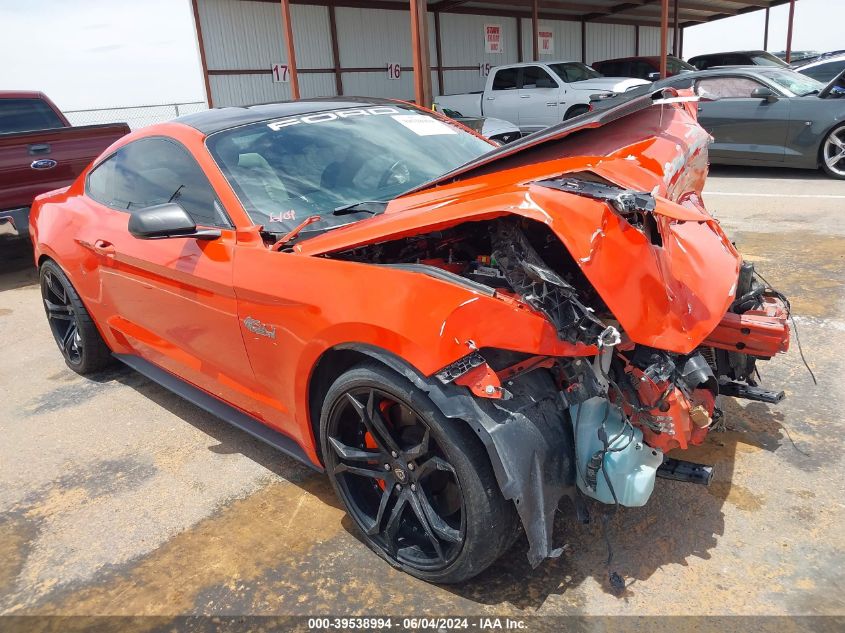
[0,239,37,291]
[75,362,793,611]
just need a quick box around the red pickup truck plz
[0,91,129,240]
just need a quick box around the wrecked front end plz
[306,91,792,570]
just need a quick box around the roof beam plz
[584,0,656,22]
[429,0,470,11]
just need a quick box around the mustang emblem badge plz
[393,468,407,483]
[243,316,276,339]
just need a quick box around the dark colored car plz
[0,91,129,241]
[639,67,845,178]
[797,53,845,84]
[688,50,789,70]
[592,55,695,80]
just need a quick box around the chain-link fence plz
[63,102,208,130]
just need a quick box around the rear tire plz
[320,362,518,583]
[821,123,845,179]
[40,260,114,375]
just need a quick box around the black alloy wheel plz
[326,387,465,570]
[40,260,114,374]
[42,265,83,366]
[320,363,518,583]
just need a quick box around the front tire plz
[40,260,114,374]
[319,362,518,583]
[821,123,845,179]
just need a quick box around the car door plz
[517,65,563,131]
[83,137,258,411]
[694,75,792,163]
[484,67,522,127]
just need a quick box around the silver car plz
[653,66,845,179]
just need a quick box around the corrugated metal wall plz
[585,23,636,65]
[196,0,675,107]
[439,14,518,95]
[639,26,674,56]
[520,20,581,63]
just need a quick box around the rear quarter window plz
[0,98,65,134]
[86,137,230,228]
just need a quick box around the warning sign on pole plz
[538,30,554,55]
[484,24,503,54]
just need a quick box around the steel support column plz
[434,11,445,96]
[532,0,539,61]
[785,0,795,63]
[581,20,586,63]
[191,0,213,107]
[635,24,640,56]
[328,5,343,95]
[516,16,523,62]
[679,25,684,59]
[409,0,433,106]
[763,7,770,50]
[660,0,669,78]
[280,0,300,99]
[672,0,679,57]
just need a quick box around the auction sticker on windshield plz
[391,114,457,136]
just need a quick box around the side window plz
[521,66,556,89]
[803,60,845,83]
[695,77,764,99]
[633,61,653,78]
[600,62,622,76]
[86,138,229,228]
[492,68,519,90]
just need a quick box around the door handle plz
[93,239,115,256]
[519,94,530,99]
[485,96,495,101]
[28,143,51,155]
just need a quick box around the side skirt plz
[114,354,323,473]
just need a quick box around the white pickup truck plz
[434,60,648,133]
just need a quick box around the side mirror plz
[751,87,778,102]
[128,203,220,240]
[647,71,661,81]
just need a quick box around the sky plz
[0,0,842,112]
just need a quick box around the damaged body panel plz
[31,92,792,584]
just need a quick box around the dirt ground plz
[1,166,843,624]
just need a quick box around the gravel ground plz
[0,165,843,623]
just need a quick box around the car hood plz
[569,77,649,92]
[296,89,737,354]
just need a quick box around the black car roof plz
[689,50,767,59]
[174,97,405,134]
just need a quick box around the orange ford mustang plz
[30,93,790,584]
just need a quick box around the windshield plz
[206,104,493,234]
[548,62,602,82]
[751,52,790,67]
[760,69,825,96]
[668,57,696,74]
